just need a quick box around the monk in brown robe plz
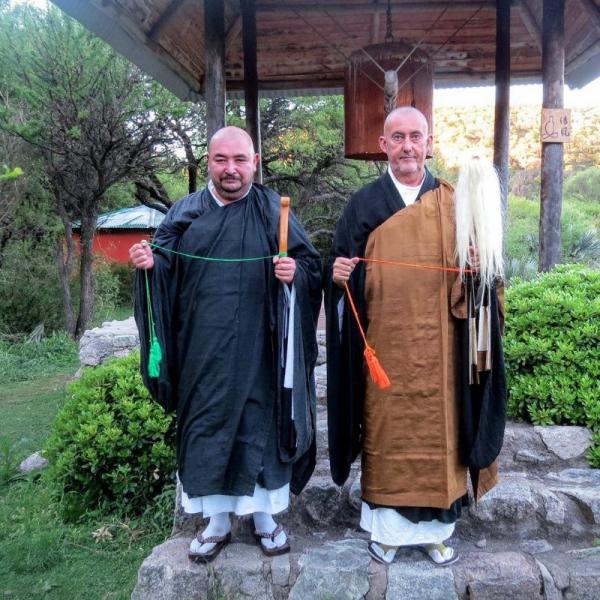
[325,107,506,566]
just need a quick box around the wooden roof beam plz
[518,0,542,51]
[578,0,600,32]
[567,39,600,72]
[148,0,186,40]
[226,15,243,48]
[256,2,496,14]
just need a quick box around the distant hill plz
[432,104,600,173]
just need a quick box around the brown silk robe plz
[361,180,498,508]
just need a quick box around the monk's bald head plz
[383,106,429,137]
[207,126,259,203]
[208,126,255,155]
[379,106,432,186]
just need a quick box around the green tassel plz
[148,333,163,378]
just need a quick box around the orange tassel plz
[364,345,391,389]
[344,282,392,389]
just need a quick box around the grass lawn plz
[0,357,169,599]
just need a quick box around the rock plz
[132,538,275,600]
[499,422,592,475]
[514,449,553,466]
[475,538,487,549]
[453,551,543,599]
[270,554,291,587]
[467,477,538,537]
[499,423,550,472]
[535,487,567,527]
[78,317,138,366]
[546,468,600,486]
[386,556,458,600]
[519,539,553,554]
[535,559,562,600]
[563,549,600,600]
[289,539,370,600]
[131,537,210,600]
[348,476,362,511]
[291,476,347,527]
[365,560,387,600]
[534,426,591,461]
[315,363,327,404]
[18,451,48,473]
[212,543,274,599]
[316,418,328,459]
[547,487,600,524]
[316,331,327,366]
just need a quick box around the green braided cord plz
[144,269,162,378]
[148,241,287,261]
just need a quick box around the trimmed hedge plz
[504,265,600,466]
[44,352,175,518]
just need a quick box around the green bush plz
[44,352,176,518]
[0,238,65,334]
[504,265,600,466]
[108,261,135,308]
[564,166,600,204]
[506,195,600,269]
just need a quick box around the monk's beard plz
[454,155,504,286]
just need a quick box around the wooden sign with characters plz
[541,108,572,143]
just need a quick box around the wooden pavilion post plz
[241,0,262,183]
[539,0,565,272]
[493,0,511,227]
[204,0,226,141]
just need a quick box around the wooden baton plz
[279,196,290,255]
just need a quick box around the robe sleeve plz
[134,193,203,413]
[456,280,507,499]
[280,210,322,494]
[324,201,367,486]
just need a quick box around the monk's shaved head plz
[209,126,255,155]
[379,105,432,186]
[383,106,429,137]
[207,126,259,203]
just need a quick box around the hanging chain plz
[385,0,393,43]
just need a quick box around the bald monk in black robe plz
[130,126,321,562]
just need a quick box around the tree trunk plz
[53,187,76,336]
[74,204,96,339]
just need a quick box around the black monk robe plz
[135,184,321,498]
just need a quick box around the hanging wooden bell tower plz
[344,42,434,161]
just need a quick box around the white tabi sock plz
[253,511,287,550]
[189,512,231,555]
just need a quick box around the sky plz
[10,0,600,109]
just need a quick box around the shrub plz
[504,265,600,466]
[506,195,600,268]
[108,262,135,308]
[44,352,176,518]
[0,238,65,334]
[564,166,600,204]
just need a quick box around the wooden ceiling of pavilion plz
[54,0,600,100]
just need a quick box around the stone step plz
[131,533,600,600]
[175,415,599,541]
[173,466,600,552]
